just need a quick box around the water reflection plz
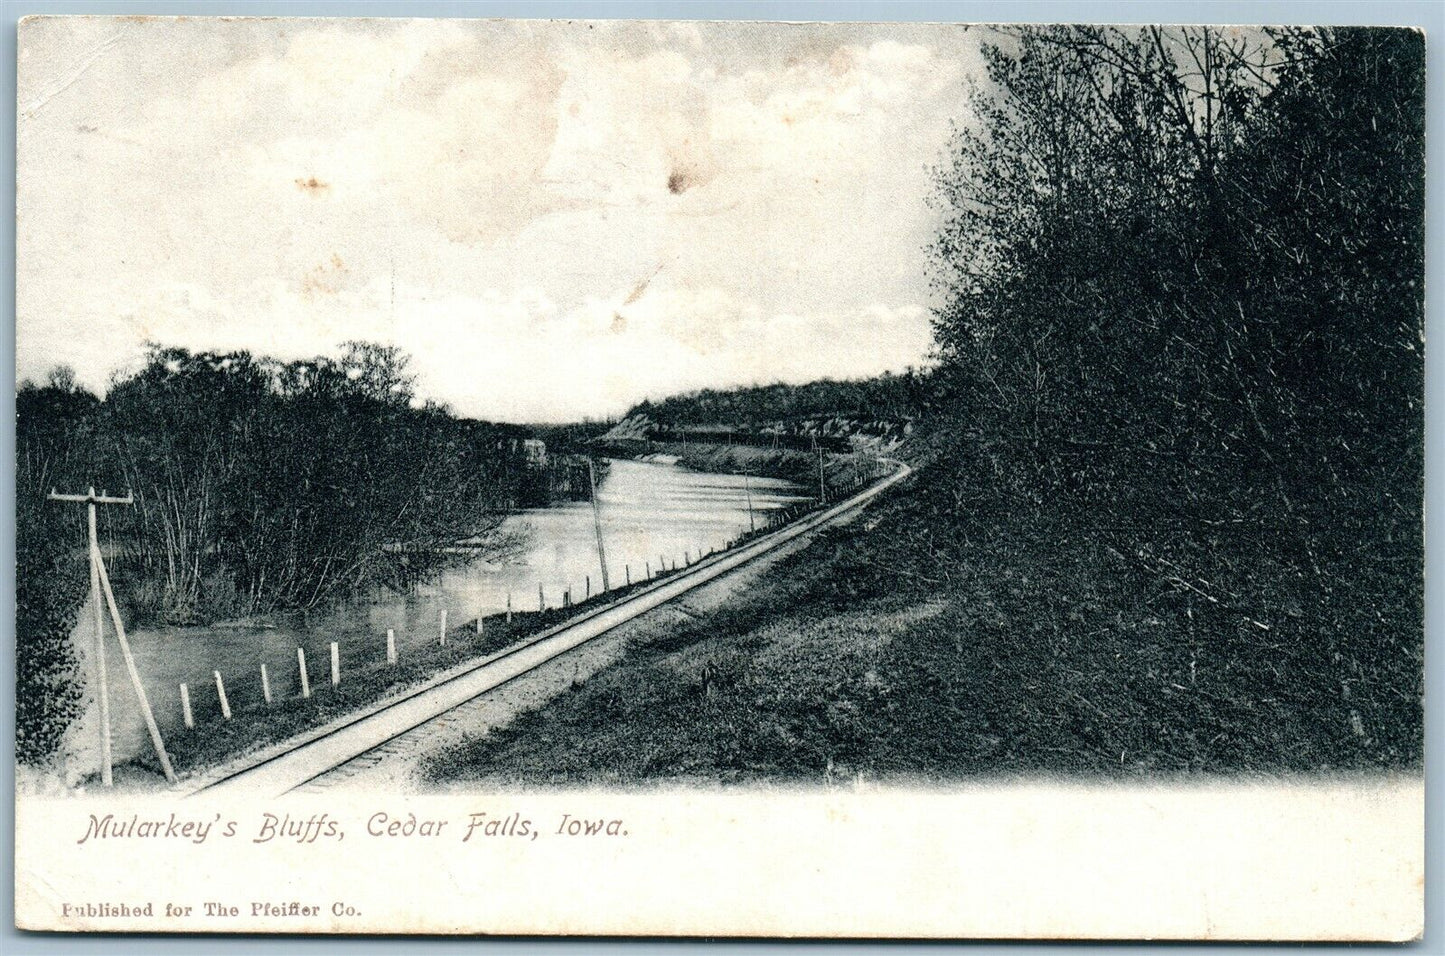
[102,459,808,762]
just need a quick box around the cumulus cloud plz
[17,17,977,420]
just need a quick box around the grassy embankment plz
[420,434,1422,788]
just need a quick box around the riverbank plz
[138,566,693,779]
[57,457,810,783]
[600,439,884,495]
[419,445,1422,787]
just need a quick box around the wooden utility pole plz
[743,469,755,532]
[586,458,610,592]
[813,437,827,502]
[48,487,177,786]
[86,491,110,783]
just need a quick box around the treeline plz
[19,342,541,625]
[628,370,937,428]
[921,27,1423,759]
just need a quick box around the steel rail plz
[189,459,912,798]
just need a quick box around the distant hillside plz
[625,371,935,429]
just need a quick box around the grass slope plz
[421,453,1422,787]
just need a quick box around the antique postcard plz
[13,15,1424,938]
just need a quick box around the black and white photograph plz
[11,11,1427,938]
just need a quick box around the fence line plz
[150,461,897,736]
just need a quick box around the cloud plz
[17,17,976,420]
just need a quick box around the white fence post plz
[214,670,231,720]
[179,683,194,729]
[298,647,311,699]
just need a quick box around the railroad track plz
[188,460,912,798]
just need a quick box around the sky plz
[17,17,982,422]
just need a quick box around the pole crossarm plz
[48,489,135,505]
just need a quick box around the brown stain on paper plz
[300,253,348,299]
[295,176,331,197]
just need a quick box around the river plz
[88,459,810,765]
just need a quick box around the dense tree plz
[17,343,537,625]
[927,26,1423,760]
[931,25,1422,510]
[15,380,101,764]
